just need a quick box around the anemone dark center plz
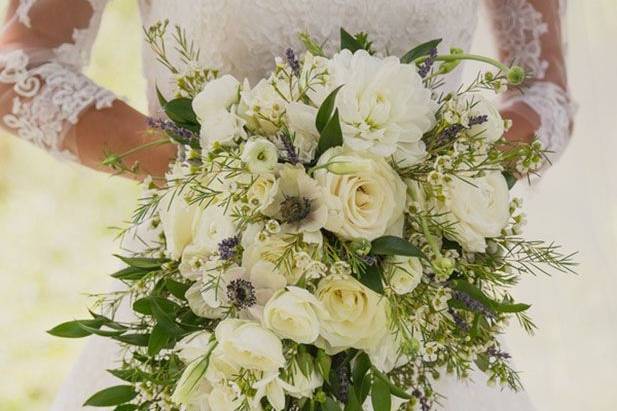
[226,279,256,309]
[280,196,312,223]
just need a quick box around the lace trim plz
[0,50,116,160]
[504,81,575,159]
[491,0,549,79]
[15,0,36,28]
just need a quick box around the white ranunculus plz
[315,275,389,352]
[199,109,246,148]
[466,95,505,143]
[444,171,510,252]
[191,205,237,256]
[285,102,320,162]
[262,286,326,344]
[241,138,279,174]
[192,74,241,120]
[385,255,423,295]
[215,319,285,372]
[159,192,198,260]
[314,146,407,241]
[328,49,436,161]
[262,164,329,237]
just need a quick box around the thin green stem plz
[116,137,171,160]
[415,53,510,74]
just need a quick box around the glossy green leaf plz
[113,255,168,270]
[503,171,517,190]
[451,280,531,314]
[340,28,364,53]
[164,97,198,125]
[78,323,126,337]
[316,349,332,380]
[83,385,137,407]
[352,353,371,386]
[322,397,343,411]
[358,263,384,294]
[47,319,103,338]
[112,333,150,347]
[371,367,414,400]
[165,278,191,300]
[344,389,362,411]
[110,266,150,281]
[371,377,391,411]
[358,372,372,405]
[133,296,181,316]
[370,236,423,258]
[400,38,442,64]
[316,85,343,133]
[316,109,343,157]
[114,405,138,411]
[148,323,171,356]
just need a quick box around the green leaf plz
[358,372,372,405]
[148,323,171,356]
[370,236,423,258]
[78,323,126,337]
[322,397,343,411]
[113,255,168,270]
[133,296,181,316]
[316,349,332,380]
[107,368,148,384]
[371,367,413,400]
[475,353,490,372]
[47,319,103,338]
[164,97,198,125]
[503,171,517,190]
[400,38,442,64]
[340,28,364,53]
[371,377,391,411]
[316,109,343,157]
[344,389,363,411]
[112,333,150,347]
[165,278,191,300]
[150,297,184,335]
[114,405,138,411]
[358,263,384,294]
[315,85,343,133]
[156,85,168,107]
[111,266,150,281]
[83,385,137,407]
[352,353,371,386]
[450,280,531,314]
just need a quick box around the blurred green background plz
[0,1,616,411]
[0,2,144,409]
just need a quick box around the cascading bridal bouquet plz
[50,24,575,411]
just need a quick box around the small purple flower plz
[486,347,511,360]
[468,114,489,126]
[418,48,438,78]
[448,308,469,332]
[218,235,240,260]
[362,255,378,266]
[285,48,301,76]
[280,133,300,164]
[147,117,198,146]
[452,290,495,319]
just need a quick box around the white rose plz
[385,255,423,295]
[247,174,278,212]
[159,193,198,260]
[192,74,240,119]
[215,319,285,372]
[262,286,326,344]
[241,138,279,174]
[328,49,436,161]
[315,275,389,351]
[285,102,320,162]
[314,146,407,241]
[466,96,505,143]
[444,171,510,252]
[191,205,237,256]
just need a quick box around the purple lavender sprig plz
[452,290,496,319]
[486,347,511,360]
[279,133,300,164]
[468,114,489,126]
[448,308,469,332]
[218,235,240,260]
[418,48,438,78]
[285,48,301,76]
[147,117,199,148]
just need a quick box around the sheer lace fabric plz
[0,0,115,160]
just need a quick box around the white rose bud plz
[385,255,423,295]
[262,287,326,344]
[241,138,279,174]
[192,74,240,119]
[158,193,198,260]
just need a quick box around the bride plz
[0,1,573,410]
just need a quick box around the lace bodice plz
[0,0,572,163]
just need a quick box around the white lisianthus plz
[191,205,237,256]
[385,255,423,295]
[214,319,286,372]
[262,286,327,344]
[262,164,329,238]
[444,171,510,252]
[315,275,389,352]
[314,146,407,241]
[192,75,246,148]
[285,102,320,162]
[241,138,279,174]
[327,49,436,162]
[239,78,286,135]
[466,95,505,142]
[171,337,217,407]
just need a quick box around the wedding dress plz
[0,1,573,410]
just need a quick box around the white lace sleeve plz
[0,0,116,161]
[486,0,575,159]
